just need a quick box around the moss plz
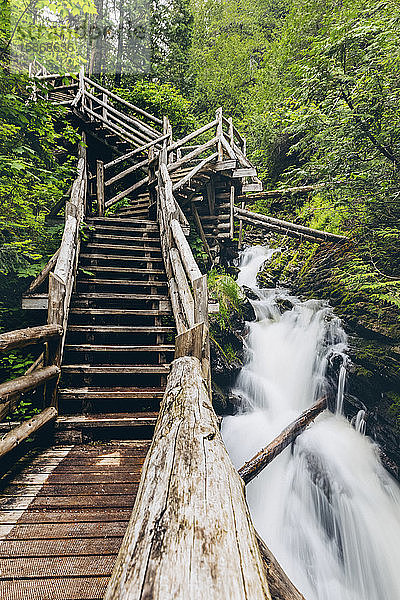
[387,392,400,431]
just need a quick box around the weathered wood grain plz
[104,356,271,600]
[0,325,62,353]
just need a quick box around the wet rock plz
[276,297,294,314]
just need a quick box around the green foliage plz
[208,267,245,329]
[114,80,197,136]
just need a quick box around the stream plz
[222,246,400,600]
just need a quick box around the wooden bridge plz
[0,63,339,600]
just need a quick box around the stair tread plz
[62,365,170,373]
[77,279,167,286]
[59,387,164,398]
[90,235,160,244]
[87,217,157,225]
[56,412,158,428]
[71,292,169,299]
[69,308,170,315]
[68,325,174,332]
[79,264,166,274]
[65,344,174,351]
[85,245,163,254]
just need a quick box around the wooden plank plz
[0,325,62,353]
[0,407,57,460]
[104,356,271,600]
[104,134,169,170]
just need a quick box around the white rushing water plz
[222,246,400,600]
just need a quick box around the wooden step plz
[62,365,170,374]
[77,279,167,287]
[87,225,158,235]
[71,292,169,301]
[58,388,165,400]
[65,344,174,352]
[79,263,166,274]
[86,217,157,226]
[68,325,174,333]
[55,413,158,433]
[69,309,171,317]
[85,245,163,254]
[89,236,162,247]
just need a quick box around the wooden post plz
[207,181,215,215]
[230,184,235,239]
[228,116,234,147]
[46,272,66,409]
[238,201,245,250]
[102,92,108,121]
[193,274,211,392]
[175,323,204,360]
[216,107,224,161]
[97,160,105,216]
[104,357,271,600]
[191,201,213,263]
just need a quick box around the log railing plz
[0,324,62,456]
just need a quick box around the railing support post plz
[229,184,235,239]
[46,272,66,409]
[96,159,105,216]
[216,107,224,161]
[193,274,211,394]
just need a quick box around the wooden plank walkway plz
[0,441,149,600]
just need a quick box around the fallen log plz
[239,398,327,485]
[104,356,271,600]
[239,185,323,201]
[0,407,57,459]
[0,325,63,353]
[256,533,305,600]
[235,207,347,244]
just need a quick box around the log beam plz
[0,325,63,353]
[239,398,327,485]
[0,365,60,402]
[0,407,57,460]
[104,356,271,600]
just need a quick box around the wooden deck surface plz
[0,441,149,600]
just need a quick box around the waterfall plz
[222,246,400,600]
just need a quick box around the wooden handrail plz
[0,407,57,460]
[83,89,159,142]
[167,136,219,173]
[103,134,169,170]
[105,157,149,188]
[168,119,218,152]
[83,75,163,128]
[172,152,218,192]
[0,365,60,402]
[0,325,62,353]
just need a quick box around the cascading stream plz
[222,246,400,600]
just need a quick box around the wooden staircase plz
[56,198,175,440]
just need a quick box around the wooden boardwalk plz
[0,441,149,599]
